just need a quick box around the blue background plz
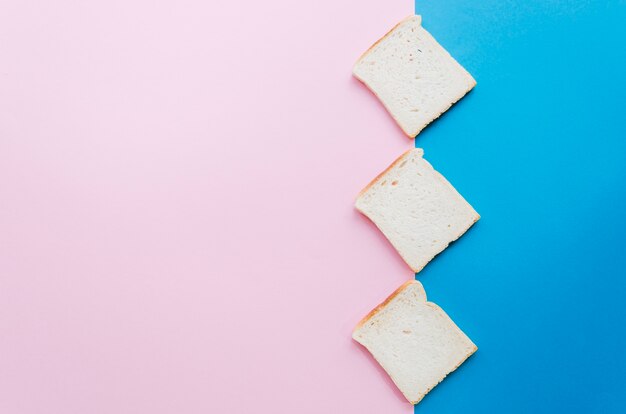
[412,1,626,412]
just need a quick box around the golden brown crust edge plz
[355,148,420,200]
[353,15,421,68]
[353,280,420,333]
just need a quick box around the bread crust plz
[353,280,423,333]
[353,15,421,67]
[355,148,422,200]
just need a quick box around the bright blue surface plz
[412,1,626,412]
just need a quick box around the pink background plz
[0,1,413,412]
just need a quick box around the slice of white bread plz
[356,148,479,273]
[353,280,477,405]
[353,15,476,138]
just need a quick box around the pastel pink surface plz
[0,1,412,413]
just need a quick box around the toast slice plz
[353,15,476,138]
[356,148,479,273]
[353,280,477,405]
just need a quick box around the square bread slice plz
[356,148,479,273]
[353,15,476,138]
[353,280,477,405]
